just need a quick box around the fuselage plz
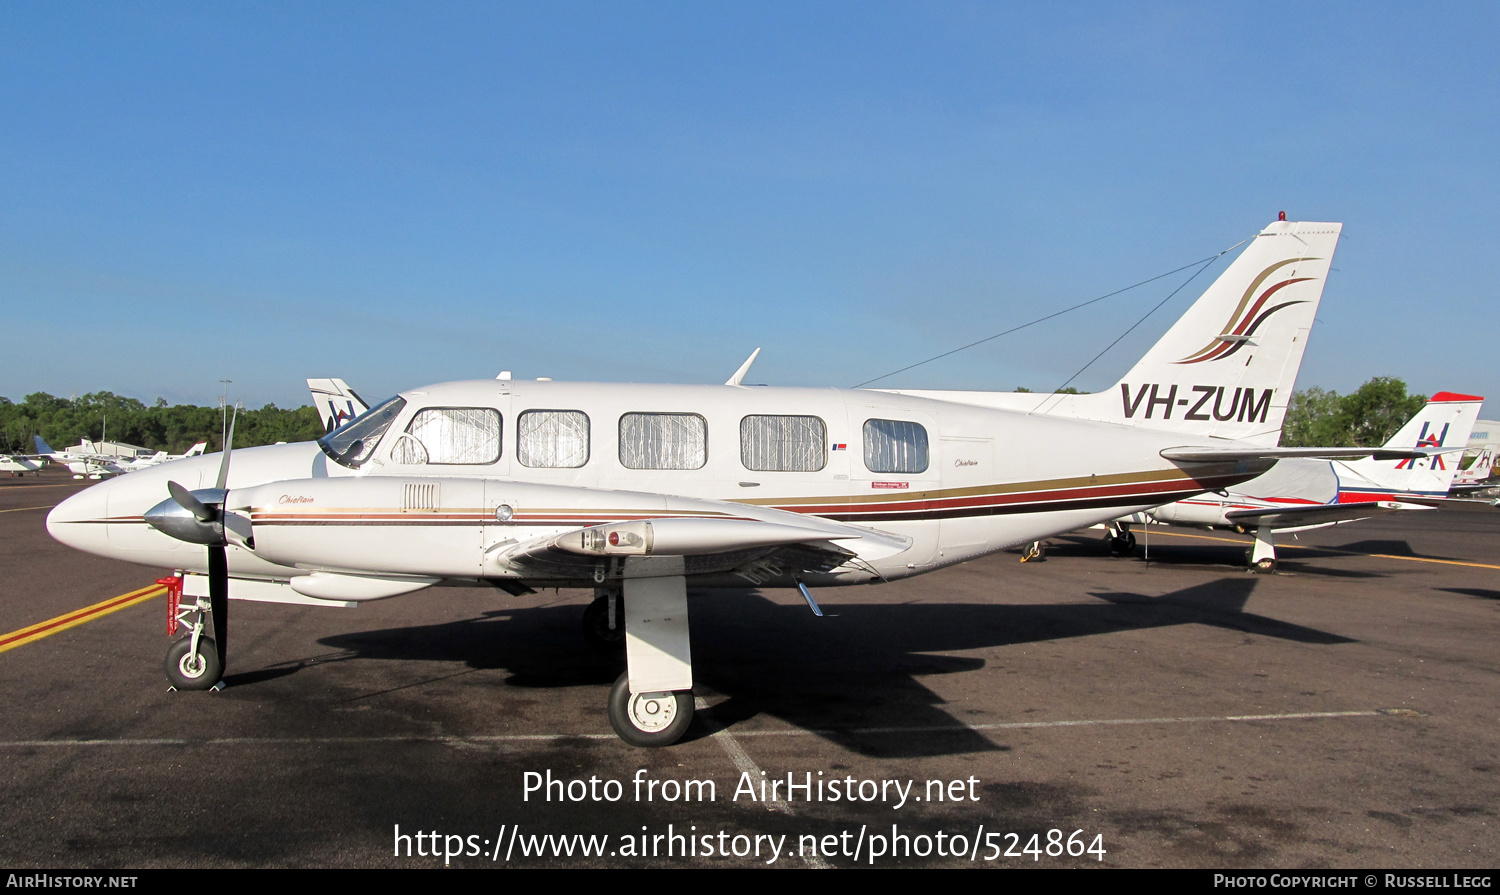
[48,379,1269,592]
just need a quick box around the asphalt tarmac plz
[2,466,1496,869]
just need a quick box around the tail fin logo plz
[327,401,360,432]
[1175,258,1320,365]
[1396,422,1450,470]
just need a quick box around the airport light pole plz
[219,380,232,452]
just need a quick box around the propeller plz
[144,406,239,679]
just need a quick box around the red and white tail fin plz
[1453,446,1497,489]
[1334,392,1484,500]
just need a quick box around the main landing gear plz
[1245,523,1278,574]
[589,574,695,747]
[608,672,693,747]
[1105,521,1136,556]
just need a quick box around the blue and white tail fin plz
[1334,392,1484,500]
[308,378,370,433]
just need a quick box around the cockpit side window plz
[391,407,502,465]
[318,396,407,469]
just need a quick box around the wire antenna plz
[852,240,1246,389]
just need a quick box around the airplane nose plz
[46,482,111,554]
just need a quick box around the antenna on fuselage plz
[726,348,761,387]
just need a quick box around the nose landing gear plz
[161,573,224,691]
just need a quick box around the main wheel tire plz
[607,672,692,747]
[165,637,221,690]
[581,596,626,653]
[1252,557,1277,573]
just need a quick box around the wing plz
[492,515,911,585]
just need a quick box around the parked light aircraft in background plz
[34,436,206,479]
[120,442,209,472]
[50,217,1420,746]
[34,437,129,479]
[309,378,370,433]
[1,454,45,476]
[1100,392,1483,569]
[1450,446,1497,496]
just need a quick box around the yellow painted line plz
[0,483,95,490]
[1140,529,1500,570]
[0,584,166,654]
[1364,553,1500,571]
[0,505,55,514]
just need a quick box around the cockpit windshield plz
[317,396,407,468]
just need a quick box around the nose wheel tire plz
[607,672,693,747]
[165,637,222,690]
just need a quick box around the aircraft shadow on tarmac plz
[292,577,1354,758]
[1436,587,1500,602]
[1046,535,1386,579]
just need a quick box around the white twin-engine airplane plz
[47,217,1413,746]
[1103,392,1484,569]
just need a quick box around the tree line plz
[0,392,323,454]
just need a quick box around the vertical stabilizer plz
[308,378,371,433]
[1034,219,1342,444]
[1334,392,1484,499]
[885,218,1343,447]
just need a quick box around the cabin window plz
[740,415,827,472]
[619,412,707,470]
[863,418,928,474]
[518,410,590,468]
[391,407,501,465]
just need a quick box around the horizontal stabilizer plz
[1162,446,1433,464]
[1224,500,1425,529]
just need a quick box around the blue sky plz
[3,2,1496,412]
